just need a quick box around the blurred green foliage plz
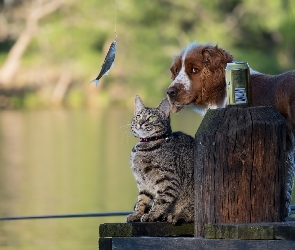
[0,0,295,109]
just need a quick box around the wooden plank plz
[99,222,194,238]
[110,237,295,250]
[204,221,295,240]
[99,238,112,250]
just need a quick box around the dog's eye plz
[170,67,178,79]
[191,68,199,74]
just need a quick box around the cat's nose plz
[167,86,178,97]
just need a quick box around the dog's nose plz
[167,87,178,97]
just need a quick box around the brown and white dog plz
[167,41,295,216]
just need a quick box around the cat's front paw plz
[141,212,162,222]
[167,213,178,225]
[140,213,153,222]
[126,213,142,222]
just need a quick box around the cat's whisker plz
[119,121,134,144]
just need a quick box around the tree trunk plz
[0,0,64,86]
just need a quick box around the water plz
[0,107,201,250]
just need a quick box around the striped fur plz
[127,96,195,224]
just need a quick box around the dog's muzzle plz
[166,87,184,113]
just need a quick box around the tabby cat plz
[127,96,195,224]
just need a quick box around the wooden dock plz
[99,107,295,249]
[99,221,295,249]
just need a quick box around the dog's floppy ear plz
[203,45,233,69]
[202,47,213,66]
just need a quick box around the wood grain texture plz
[204,221,295,240]
[110,237,295,250]
[99,222,194,238]
[195,107,286,237]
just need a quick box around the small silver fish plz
[91,39,117,86]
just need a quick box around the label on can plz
[225,62,251,106]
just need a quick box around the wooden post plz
[194,107,287,237]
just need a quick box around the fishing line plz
[0,211,132,221]
[115,0,118,39]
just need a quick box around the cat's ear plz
[158,97,171,118]
[134,95,145,115]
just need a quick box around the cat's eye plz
[148,116,156,122]
[136,115,141,120]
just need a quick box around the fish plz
[91,39,117,86]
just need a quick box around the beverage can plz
[225,62,251,106]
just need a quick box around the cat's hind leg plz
[141,181,179,222]
[167,203,186,224]
[167,194,194,224]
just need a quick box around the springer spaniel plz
[167,41,295,216]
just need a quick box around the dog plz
[167,41,295,216]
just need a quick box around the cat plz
[126,96,195,224]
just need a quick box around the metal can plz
[225,62,251,106]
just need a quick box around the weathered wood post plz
[194,106,287,237]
